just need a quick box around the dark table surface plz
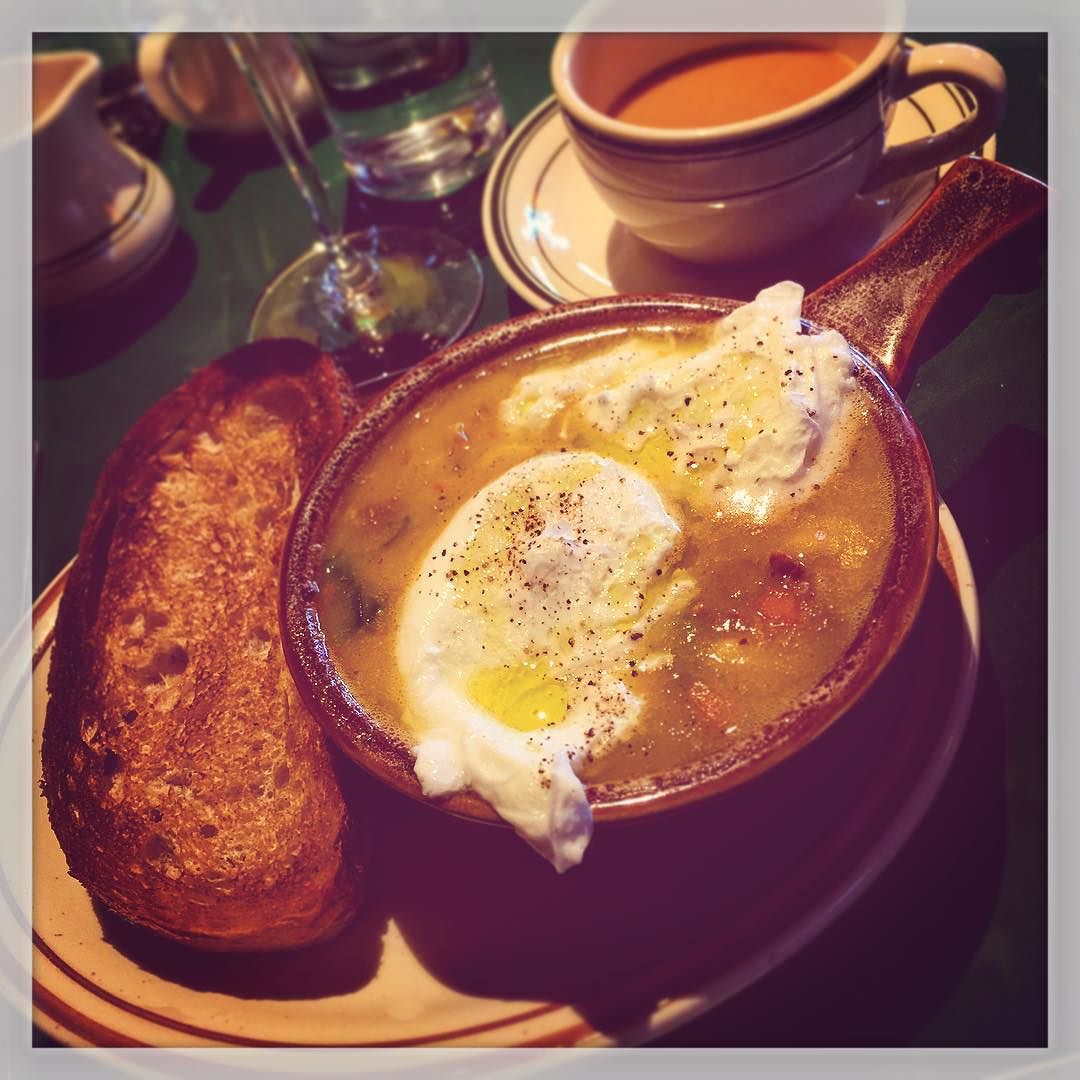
[31,31,1047,1049]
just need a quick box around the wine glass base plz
[248,225,483,385]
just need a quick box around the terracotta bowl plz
[282,298,935,823]
[280,157,1046,825]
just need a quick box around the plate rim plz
[25,500,978,1050]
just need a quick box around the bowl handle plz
[803,157,1046,391]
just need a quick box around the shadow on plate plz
[319,541,984,1042]
[92,731,392,1001]
[94,893,389,1002]
[646,642,1012,1047]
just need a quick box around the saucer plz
[483,78,998,310]
[19,505,976,1048]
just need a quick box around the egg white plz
[501,281,857,522]
[396,451,694,871]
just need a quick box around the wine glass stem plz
[225,32,376,292]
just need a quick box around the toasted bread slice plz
[41,340,362,951]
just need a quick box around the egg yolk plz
[468,661,569,732]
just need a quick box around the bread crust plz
[41,339,362,951]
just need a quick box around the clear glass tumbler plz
[295,33,507,201]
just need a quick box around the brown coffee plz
[610,42,859,128]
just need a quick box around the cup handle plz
[859,42,1007,192]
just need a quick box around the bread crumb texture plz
[42,351,362,951]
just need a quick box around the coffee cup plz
[551,32,1006,263]
[137,32,315,135]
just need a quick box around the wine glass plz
[225,32,483,384]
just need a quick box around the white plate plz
[11,503,978,1051]
[483,79,998,310]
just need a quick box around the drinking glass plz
[225,32,483,383]
[294,32,507,201]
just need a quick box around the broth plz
[315,324,897,784]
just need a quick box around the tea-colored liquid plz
[611,43,859,128]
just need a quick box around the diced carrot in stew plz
[688,681,735,727]
[759,586,803,625]
[758,552,815,625]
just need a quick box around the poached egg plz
[500,281,856,521]
[396,451,694,871]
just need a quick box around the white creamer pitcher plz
[33,51,176,308]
